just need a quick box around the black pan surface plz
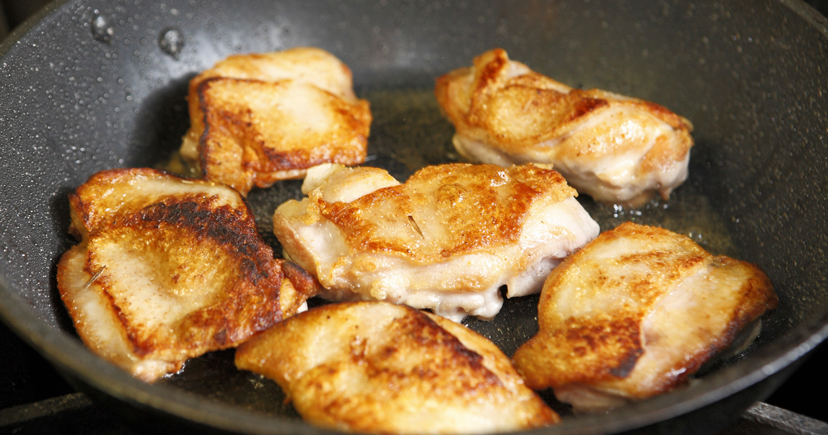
[1,1,828,434]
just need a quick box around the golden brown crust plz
[312,163,576,263]
[196,77,370,194]
[436,48,695,205]
[181,47,371,195]
[513,222,777,407]
[272,162,598,320]
[235,301,559,433]
[57,168,317,381]
[436,48,692,154]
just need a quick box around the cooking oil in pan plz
[157,88,737,415]
[361,88,736,257]
[156,87,734,259]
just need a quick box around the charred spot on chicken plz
[56,168,317,382]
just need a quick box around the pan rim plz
[1,0,828,433]
[3,286,827,433]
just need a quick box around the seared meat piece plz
[235,301,560,434]
[512,222,777,411]
[56,168,317,382]
[180,47,371,195]
[273,163,599,321]
[435,49,694,206]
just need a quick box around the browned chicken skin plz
[435,49,694,206]
[512,222,777,411]
[235,301,560,434]
[273,162,599,321]
[56,168,317,381]
[180,47,371,195]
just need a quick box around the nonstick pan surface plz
[1,1,828,434]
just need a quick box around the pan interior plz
[0,0,827,433]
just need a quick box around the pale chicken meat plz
[435,49,694,206]
[272,163,599,321]
[56,168,318,382]
[235,301,560,434]
[512,222,777,411]
[180,47,372,195]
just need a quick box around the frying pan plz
[1,0,827,433]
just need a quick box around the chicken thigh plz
[56,168,317,381]
[273,163,599,321]
[512,222,777,411]
[435,49,694,206]
[180,47,371,195]
[235,301,560,434]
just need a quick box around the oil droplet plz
[91,12,114,43]
[159,28,184,59]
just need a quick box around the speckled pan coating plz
[0,1,827,434]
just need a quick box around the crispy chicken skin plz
[512,222,777,411]
[435,49,694,206]
[235,301,560,434]
[56,168,318,382]
[273,163,599,321]
[180,47,371,195]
